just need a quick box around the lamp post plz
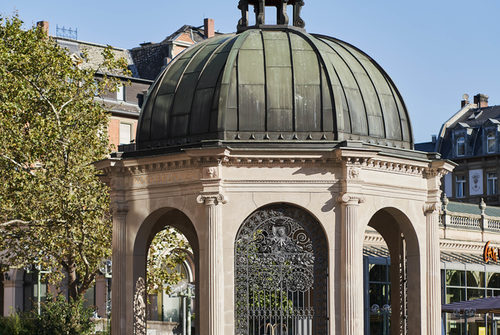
[34,266,50,315]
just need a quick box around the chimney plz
[474,93,489,108]
[204,18,215,39]
[461,93,469,108]
[36,21,49,36]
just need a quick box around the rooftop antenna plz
[56,24,78,40]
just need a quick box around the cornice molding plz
[341,156,428,177]
[363,234,487,254]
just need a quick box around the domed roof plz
[135,27,413,153]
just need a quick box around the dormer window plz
[456,136,465,156]
[117,84,125,101]
[487,130,496,153]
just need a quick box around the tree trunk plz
[67,266,79,300]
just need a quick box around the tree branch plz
[0,218,67,228]
[0,154,36,176]
[9,70,67,129]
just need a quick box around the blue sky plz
[2,0,500,144]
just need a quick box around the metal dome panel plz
[134,27,413,153]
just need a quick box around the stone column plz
[339,194,364,335]
[111,201,128,335]
[197,193,226,335]
[425,202,441,335]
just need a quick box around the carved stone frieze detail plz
[225,156,334,167]
[348,166,360,180]
[423,167,450,180]
[202,166,219,180]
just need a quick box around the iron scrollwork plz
[235,205,327,335]
[133,277,146,335]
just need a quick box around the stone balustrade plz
[440,197,500,232]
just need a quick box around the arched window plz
[456,136,465,156]
[234,205,328,335]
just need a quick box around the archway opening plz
[146,227,196,335]
[234,204,328,335]
[133,209,199,335]
[363,208,421,335]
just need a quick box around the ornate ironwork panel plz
[235,205,328,335]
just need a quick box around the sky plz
[2,0,500,144]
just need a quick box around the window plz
[444,269,500,334]
[456,136,465,156]
[119,123,132,144]
[117,85,125,101]
[455,175,466,198]
[487,131,496,153]
[487,172,498,195]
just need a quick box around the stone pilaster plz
[94,274,108,318]
[424,202,441,335]
[3,269,24,316]
[111,200,128,335]
[339,194,364,335]
[197,193,226,335]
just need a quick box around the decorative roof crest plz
[237,0,305,32]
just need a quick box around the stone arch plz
[132,207,200,335]
[366,207,422,335]
[234,203,329,335]
[231,201,330,245]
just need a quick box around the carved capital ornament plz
[338,193,365,205]
[197,193,227,206]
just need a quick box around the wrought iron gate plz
[235,205,327,335]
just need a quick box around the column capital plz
[423,202,440,215]
[111,200,128,216]
[197,193,227,206]
[338,193,365,206]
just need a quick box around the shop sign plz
[483,241,500,263]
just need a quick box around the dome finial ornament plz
[237,0,306,32]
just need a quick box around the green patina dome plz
[135,27,413,153]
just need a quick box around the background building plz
[364,199,500,334]
[130,18,218,80]
[1,19,215,326]
[416,93,500,206]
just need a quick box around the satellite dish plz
[463,94,469,101]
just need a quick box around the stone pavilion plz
[97,1,455,334]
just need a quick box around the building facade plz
[364,199,500,334]
[416,94,500,206]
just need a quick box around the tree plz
[0,14,129,300]
[147,227,191,296]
